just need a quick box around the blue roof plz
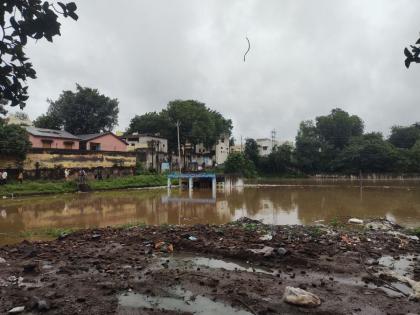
[167,173,216,179]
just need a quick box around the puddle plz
[159,255,273,275]
[378,255,416,277]
[118,286,252,315]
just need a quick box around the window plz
[64,141,74,150]
[41,139,52,149]
[262,146,268,151]
[90,143,101,151]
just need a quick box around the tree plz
[35,84,119,134]
[0,121,31,159]
[294,120,323,173]
[404,36,420,68]
[244,138,259,166]
[315,108,364,151]
[224,152,256,177]
[332,133,397,173]
[127,100,232,154]
[264,143,295,174]
[0,1,78,110]
[33,113,62,129]
[388,124,420,149]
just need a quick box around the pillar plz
[189,177,193,190]
[212,177,216,199]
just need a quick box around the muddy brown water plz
[0,179,419,245]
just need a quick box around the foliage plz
[259,142,295,174]
[0,1,78,109]
[0,175,167,197]
[224,152,256,178]
[33,113,62,129]
[0,121,31,159]
[34,84,119,134]
[244,138,259,166]
[404,36,420,68]
[294,120,323,173]
[388,124,420,149]
[127,100,232,153]
[331,133,398,173]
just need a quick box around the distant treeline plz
[225,108,420,177]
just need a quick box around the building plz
[5,113,32,126]
[256,138,280,156]
[122,133,168,153]
[26,126,80,150]
[230,145,243,154]
[214,135,230,165]
[78,132,128,152]
[121,133,169,171]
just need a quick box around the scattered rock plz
[283,286,321,307]
[250,246,275,257]
[8,306,25,314]
[188,236,198,241]
[259,234,273,241]
[348,218,364,224]
[276,247,288,256]
[0,257,6,264]
[37,300,49,311]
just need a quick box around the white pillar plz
[189,177,193,190]
[212,177,216,199]
[167,177,171,189]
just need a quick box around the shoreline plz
[0,218,419,314]
[0,175,169,198]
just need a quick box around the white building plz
[214,135,230,165]
[122,133,168,153]
[256,138,280,156]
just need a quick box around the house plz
[6,113,32,126]
[25,126,80,150]
[214,135,230,165]
[256,138,280,156]
[120,133,169,171]
[78,132,128,152]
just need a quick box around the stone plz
[37,300,50,311]
[348,218,364,224]
[249,246,275,257]
[259,234,273,241]
[283,286,321,307]
[0,257,6,264]
[8,306,25,314]
[277,247,288,256]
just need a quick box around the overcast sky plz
[13,0,420,142]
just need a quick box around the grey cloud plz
[11,0,420,142]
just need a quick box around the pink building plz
[78,132,127,152]
[26,126,80,150]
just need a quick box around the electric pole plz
[176,121,182,173]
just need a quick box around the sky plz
[10,0,420,142]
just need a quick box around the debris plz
[155,241,174,253]
[283,286,321,307]
[188,236,198,241]
[259,234,273,241]
[249,246,275,257]
[0,257,6,264]
[341,234,352,245]
[8,306,25,314]
[348,218,364,224]
[387,231,419,241]
[36,299,50,311]
[276,248,288,256]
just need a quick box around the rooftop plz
[25,126,80,140]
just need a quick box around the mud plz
[0,218,419,314]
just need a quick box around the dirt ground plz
[0,218,419,315]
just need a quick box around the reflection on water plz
[0,179,420,244]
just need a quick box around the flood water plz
[0,179,419,245]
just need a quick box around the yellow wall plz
[0,151,136,170]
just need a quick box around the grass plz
[19,227,78,239]
[117,221,146,229]
[406,227,420,237]
[0,175,168,197]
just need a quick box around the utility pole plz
[271,129,276,152]
[240,135,243,153]
[176,121,182,173]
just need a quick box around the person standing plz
[2,170,8,185]
[18,171,24,184]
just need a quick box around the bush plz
[224,153,256,178]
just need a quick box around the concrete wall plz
[0,149,136,171]
[29,134,80,150]
[85,134,127,152]
[124,136,168,153]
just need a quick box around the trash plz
[283,286,321,307]
[188,236,198,241]
[341,234,352,245]
[276,247,288,256]
[387,231,419,241]
[259,234,273,241]
[0,257,6,264]
[348,218,363,224]
[8,306,25,314]
[155,241,174,253]
[249,246,275,257]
